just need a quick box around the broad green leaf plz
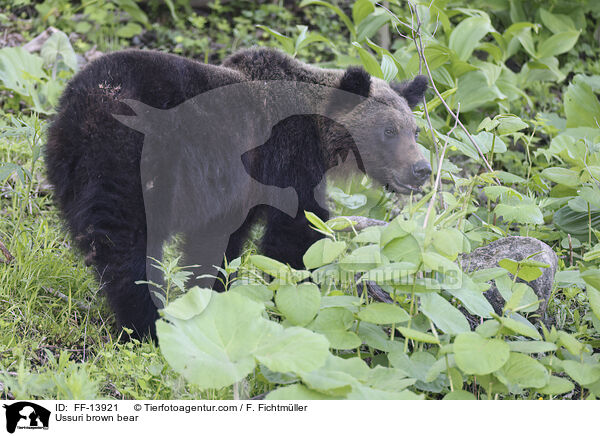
[396,326,439,344]
[432,228,466,260]
[497,352,549,388]
[449,15,493,61]
[360,262,418,285]
[256,25,295,54]
[540,9,575,34]
[339,244,382,272]
[561,360,600,385]
[351,42,383,77]
[498,258,547,282]
[537,31,580,58]
[446,276,495,319]
[538,376,575,395]
[382,234,422,264]
[454,332,510,375]
[357,302,410,325]
[507,340,557,354]
[541,167,580,187]
[41,30,78,71]
[495,114,528,135]
[585,283,600,320]
[352,0,374,25]
[381,54,398,82]
[255,326,331,374]
[347,385,422,400]
[303,239,347,269]
[499,316,542,340]
[356,9,390,42]
[229,284,273,304]
[494,196,543,225]
[557,331,584,355]
[420,293,470,334]
[161,287,212,320]
[266,384,338,400]
[157,291,330,389]
[275,283,321,326]
[565,75,600,128]
[443,390,477,400]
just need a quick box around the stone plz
[461,236,558,324]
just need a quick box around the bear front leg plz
[262,200,329,270]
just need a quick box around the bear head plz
[324,68,431,194]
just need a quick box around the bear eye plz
[415,127,421,140]
[384,128,397,137]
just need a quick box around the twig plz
[330,216,388,232]
[0,238,13,264]
[42,287,92,311]
[423,103,460,228]
[391,2,498,181]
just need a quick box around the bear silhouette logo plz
[3,402,50,433]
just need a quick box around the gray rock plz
[461,236,558,324]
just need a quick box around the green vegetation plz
[1,0,600,399]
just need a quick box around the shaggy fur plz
[45,47,429,339]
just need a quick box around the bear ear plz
[339,66,371,98]
[391,75,428,108]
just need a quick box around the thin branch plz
[393,1,498,181]
[423,103,460,228]
[329,216,388,232]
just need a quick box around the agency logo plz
[3,402,50,434]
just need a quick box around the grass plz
[0,116,263,399]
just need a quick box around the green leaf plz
[352,0,374,25]
[420,293,470,335]
[380,54,398,82]
[41,30,78,71]
[538,376,575,395]
[351,42,383,78]
[495,114,528,135]
[256,25,295,54]
[396,326,439,344]
[356,9,390,42]
[357,303,410,325]
[507,341,557,354]
[266,383,338,400]
[443,390,477,400]
[229,284,273,305]
[539,9,575,34]
[449,15,493,61]
[454,332,510,375]
[161,287,212,320]
[157,291,330,389]
[557,331,584,355]
[564,75,600,128]
[537,31,580,58]
[498,258,547,282]
[541,167,580,187]
[561,360,600,385]
[303,239,347,269]
[584,282,600,321]
[446,276,495,319]
[116,22,143,38]
[275,283,321,326]
[254,326,330,374]
[497,352,549,388]
[494,197,544,225]
[499,316,542,340]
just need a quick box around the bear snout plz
[411,160,431,184]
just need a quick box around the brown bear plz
[44,47,430,339]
